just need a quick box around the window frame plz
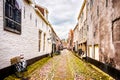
[30,13,32,20]
[43,33,46,51]
[90,0,93,9]
[24,7,25,19]
[3,0,22,34]
[97,6,99,17]
[106,0,108,7]
[112,17,120,43]
[35,18,37,27]
[38,30,42,52]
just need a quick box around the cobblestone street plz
[27,49,113,80]
[1,0,120,80]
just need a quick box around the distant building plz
[49,24,61,53]
[73,24,79,52]
[67,29,74,50]
[61,39,67,49]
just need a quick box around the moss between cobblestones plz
[66,55,74,80]
[71,51,114,80]
[4,56,51,80]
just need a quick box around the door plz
[89,46,92,58]
[94,45,99,61]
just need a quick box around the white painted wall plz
[0,0,52,69]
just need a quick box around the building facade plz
[73,24,79,52]
[0,0,58,69]
[86,0,100,61]
[67,29,74,50]
[87,0,120,70]
[77,0,87,55]
[49,24,61,53]
[61,39,67,49]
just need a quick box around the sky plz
[35,0,84,39]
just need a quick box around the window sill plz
[4,27,21,35]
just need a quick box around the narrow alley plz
[24,50,112,80]
[0,0,120,80]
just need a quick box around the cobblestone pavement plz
[28,49,113,80]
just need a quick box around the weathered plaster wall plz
[87,0,120,70]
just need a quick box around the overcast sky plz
[35,0,84,39]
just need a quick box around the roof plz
[34,5,49,24]
[73,23,78,31]
[35,4,49,15]
[24,0,33,4]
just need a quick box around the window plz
[112,18,120,42]
[30,13,32,20]
[35,19,37,26]
[82,27,83,38]
[24,7,25,18]
[38,31,42,52]
[81,13,83,23]
[42,22,44,28]
[91,14,92,20]
[94,32,96,37]
[90,0,93,9]
[106,0,108,7]
[87,25,89,31]
[9,5,12,18]
[4,0,21,34]
[97,6,99,17]
[43,33,46,51]
[87,3,89,11]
